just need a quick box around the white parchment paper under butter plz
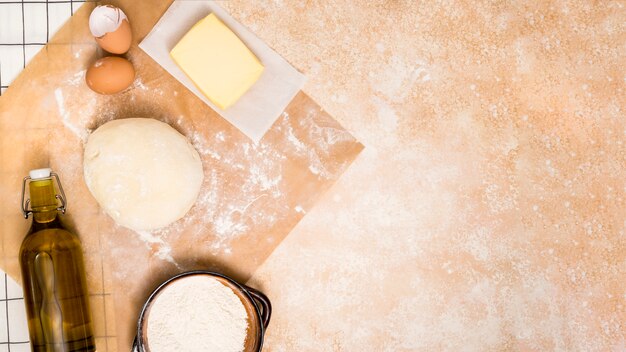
[139,1,307,143]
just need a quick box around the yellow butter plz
[170,13,264,110]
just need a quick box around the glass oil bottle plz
[19,168,95,352]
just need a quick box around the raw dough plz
[83,118,204,231]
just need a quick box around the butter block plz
[170,13,264,110]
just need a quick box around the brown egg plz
[95,19,132,54]
[85,57,135,95]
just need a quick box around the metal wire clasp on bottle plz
[21,170,67,219]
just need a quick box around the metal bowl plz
[133,271,271,352]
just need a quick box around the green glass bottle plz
[19,168,95,352]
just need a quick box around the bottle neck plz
[29,179,59,224]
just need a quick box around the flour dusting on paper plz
[53,72,357,258]
[177,131,286,253]
[65,69,86,87]
[55,88,90,142]
[281,111,333,178]
[135,230,179,268]
[48,48,361,270]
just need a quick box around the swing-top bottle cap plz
[29,168,52,180]
[22,168,67,218]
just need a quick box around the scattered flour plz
[191,131,222,160]
[52,75,351,259]
[133,77,149,91]
[146,275,249,352]
[55,88,89,142]
[373,96,398,132]
[65,70,86,87]
[135,230,178,268]
[369,55,431,102]
[282,112,332,178]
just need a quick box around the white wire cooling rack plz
[1,2,86,351]
[0,0,87,95]
[0,273,29,352]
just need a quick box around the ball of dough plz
[83,118,204,231]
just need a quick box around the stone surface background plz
[234,1,626,350]
[1,1,625,351]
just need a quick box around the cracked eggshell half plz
[89,5,132,54]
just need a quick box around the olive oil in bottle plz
[19,169,95,352]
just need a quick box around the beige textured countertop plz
[221,1,625,350]
[1,1,624,351]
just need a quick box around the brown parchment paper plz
[0,1,363,351]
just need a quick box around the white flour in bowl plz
[145,275,249,352]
